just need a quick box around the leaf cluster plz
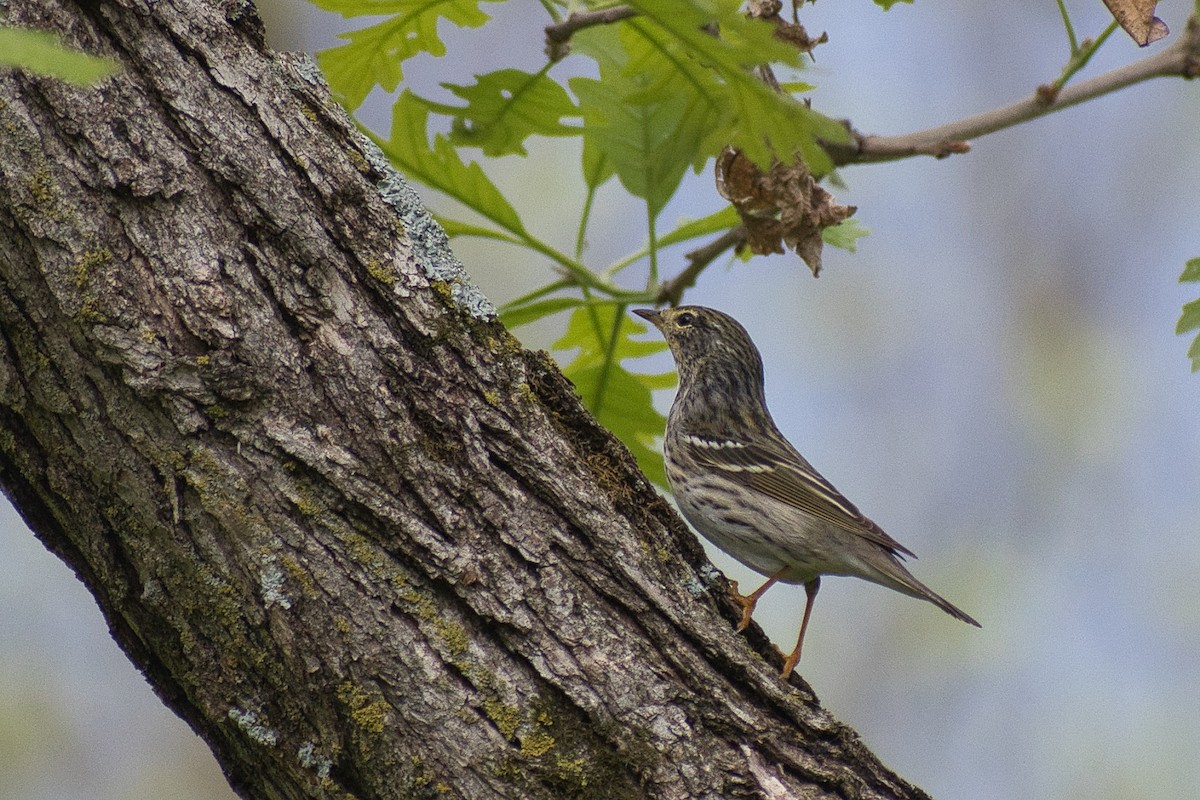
[311,0,871,484]
[310,0,1200,487]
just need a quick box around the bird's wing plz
[680,433,917,559]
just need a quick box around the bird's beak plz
[633,308,663,329]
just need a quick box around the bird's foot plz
[727,581,758,633]
[780,646,801,680]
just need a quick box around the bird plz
[634,305,979,678]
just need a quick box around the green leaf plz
[314,0,500,110]
[381,91,527,236]
[623,0,803,75]
[609,20,730,172]
[572,80,695,219]
[553,305,668,367]
[574,25,623,194]
[434,216,522,244]
[778,81,818,93]
[430,68,578,157]
[553,305,675,487]
[571,362,671,486]
[0,28,120,85]
[1178,259,1200,372]
[822,218,869,252]
[613,1,850,171]
[500,297,584,329]
[1176,298,1200,335]
[581,136,615,193]
[1179,257,1200,283]
[658,206,741,247]
[717,70,848,172]
[570,28,703,219]
[874,0,914,8]
[637,370,680,391]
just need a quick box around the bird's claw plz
[729,585,757,632]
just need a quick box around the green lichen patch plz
[291,480,324,517]
[351,700,389,735]
[514,381,538,405]
[385,570,472,663]
[366,259,397,285]
[476,691,650,797]
[337,682,391,737]
[519,729,555,758]
[483,697,521,741]
[393,753,454,800]
[433,616,470,658]
[280,554,317,597]
[76,300,108,324]
[28,165,55,207]
[346,146,369,175]
[526,695,653,800]
[341,531,387,575]
[553,756,588,788]
[72,248,112,287]
[203,404,230,419]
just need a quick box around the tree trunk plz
[0,1,931,797]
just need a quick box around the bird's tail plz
[865,556,981,628]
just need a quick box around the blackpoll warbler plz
[635,306,979,678]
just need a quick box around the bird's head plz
[633,306,765,401]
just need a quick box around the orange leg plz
[781,577,821,679]
[730,565,790,633]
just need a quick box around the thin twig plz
[1056,0,1080,54]
[545,6,637,59]
[830,14,1200,166]
[1041,20,1119,103]
[656,227,748,306]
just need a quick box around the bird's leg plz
[781,577,821,679]
[731,566,790,633]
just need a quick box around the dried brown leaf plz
[746,0,828,55]
[1101,0,1169,46]
[715,148,855,276]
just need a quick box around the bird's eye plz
[675,311,696,327]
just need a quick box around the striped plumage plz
[635,305,979,678]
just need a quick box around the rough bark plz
[0,1,932,798]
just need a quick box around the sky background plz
[2,2,1198,798]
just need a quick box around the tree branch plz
[657,226,748,307]
[545,6,636,60]
[830,14,1200,165]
